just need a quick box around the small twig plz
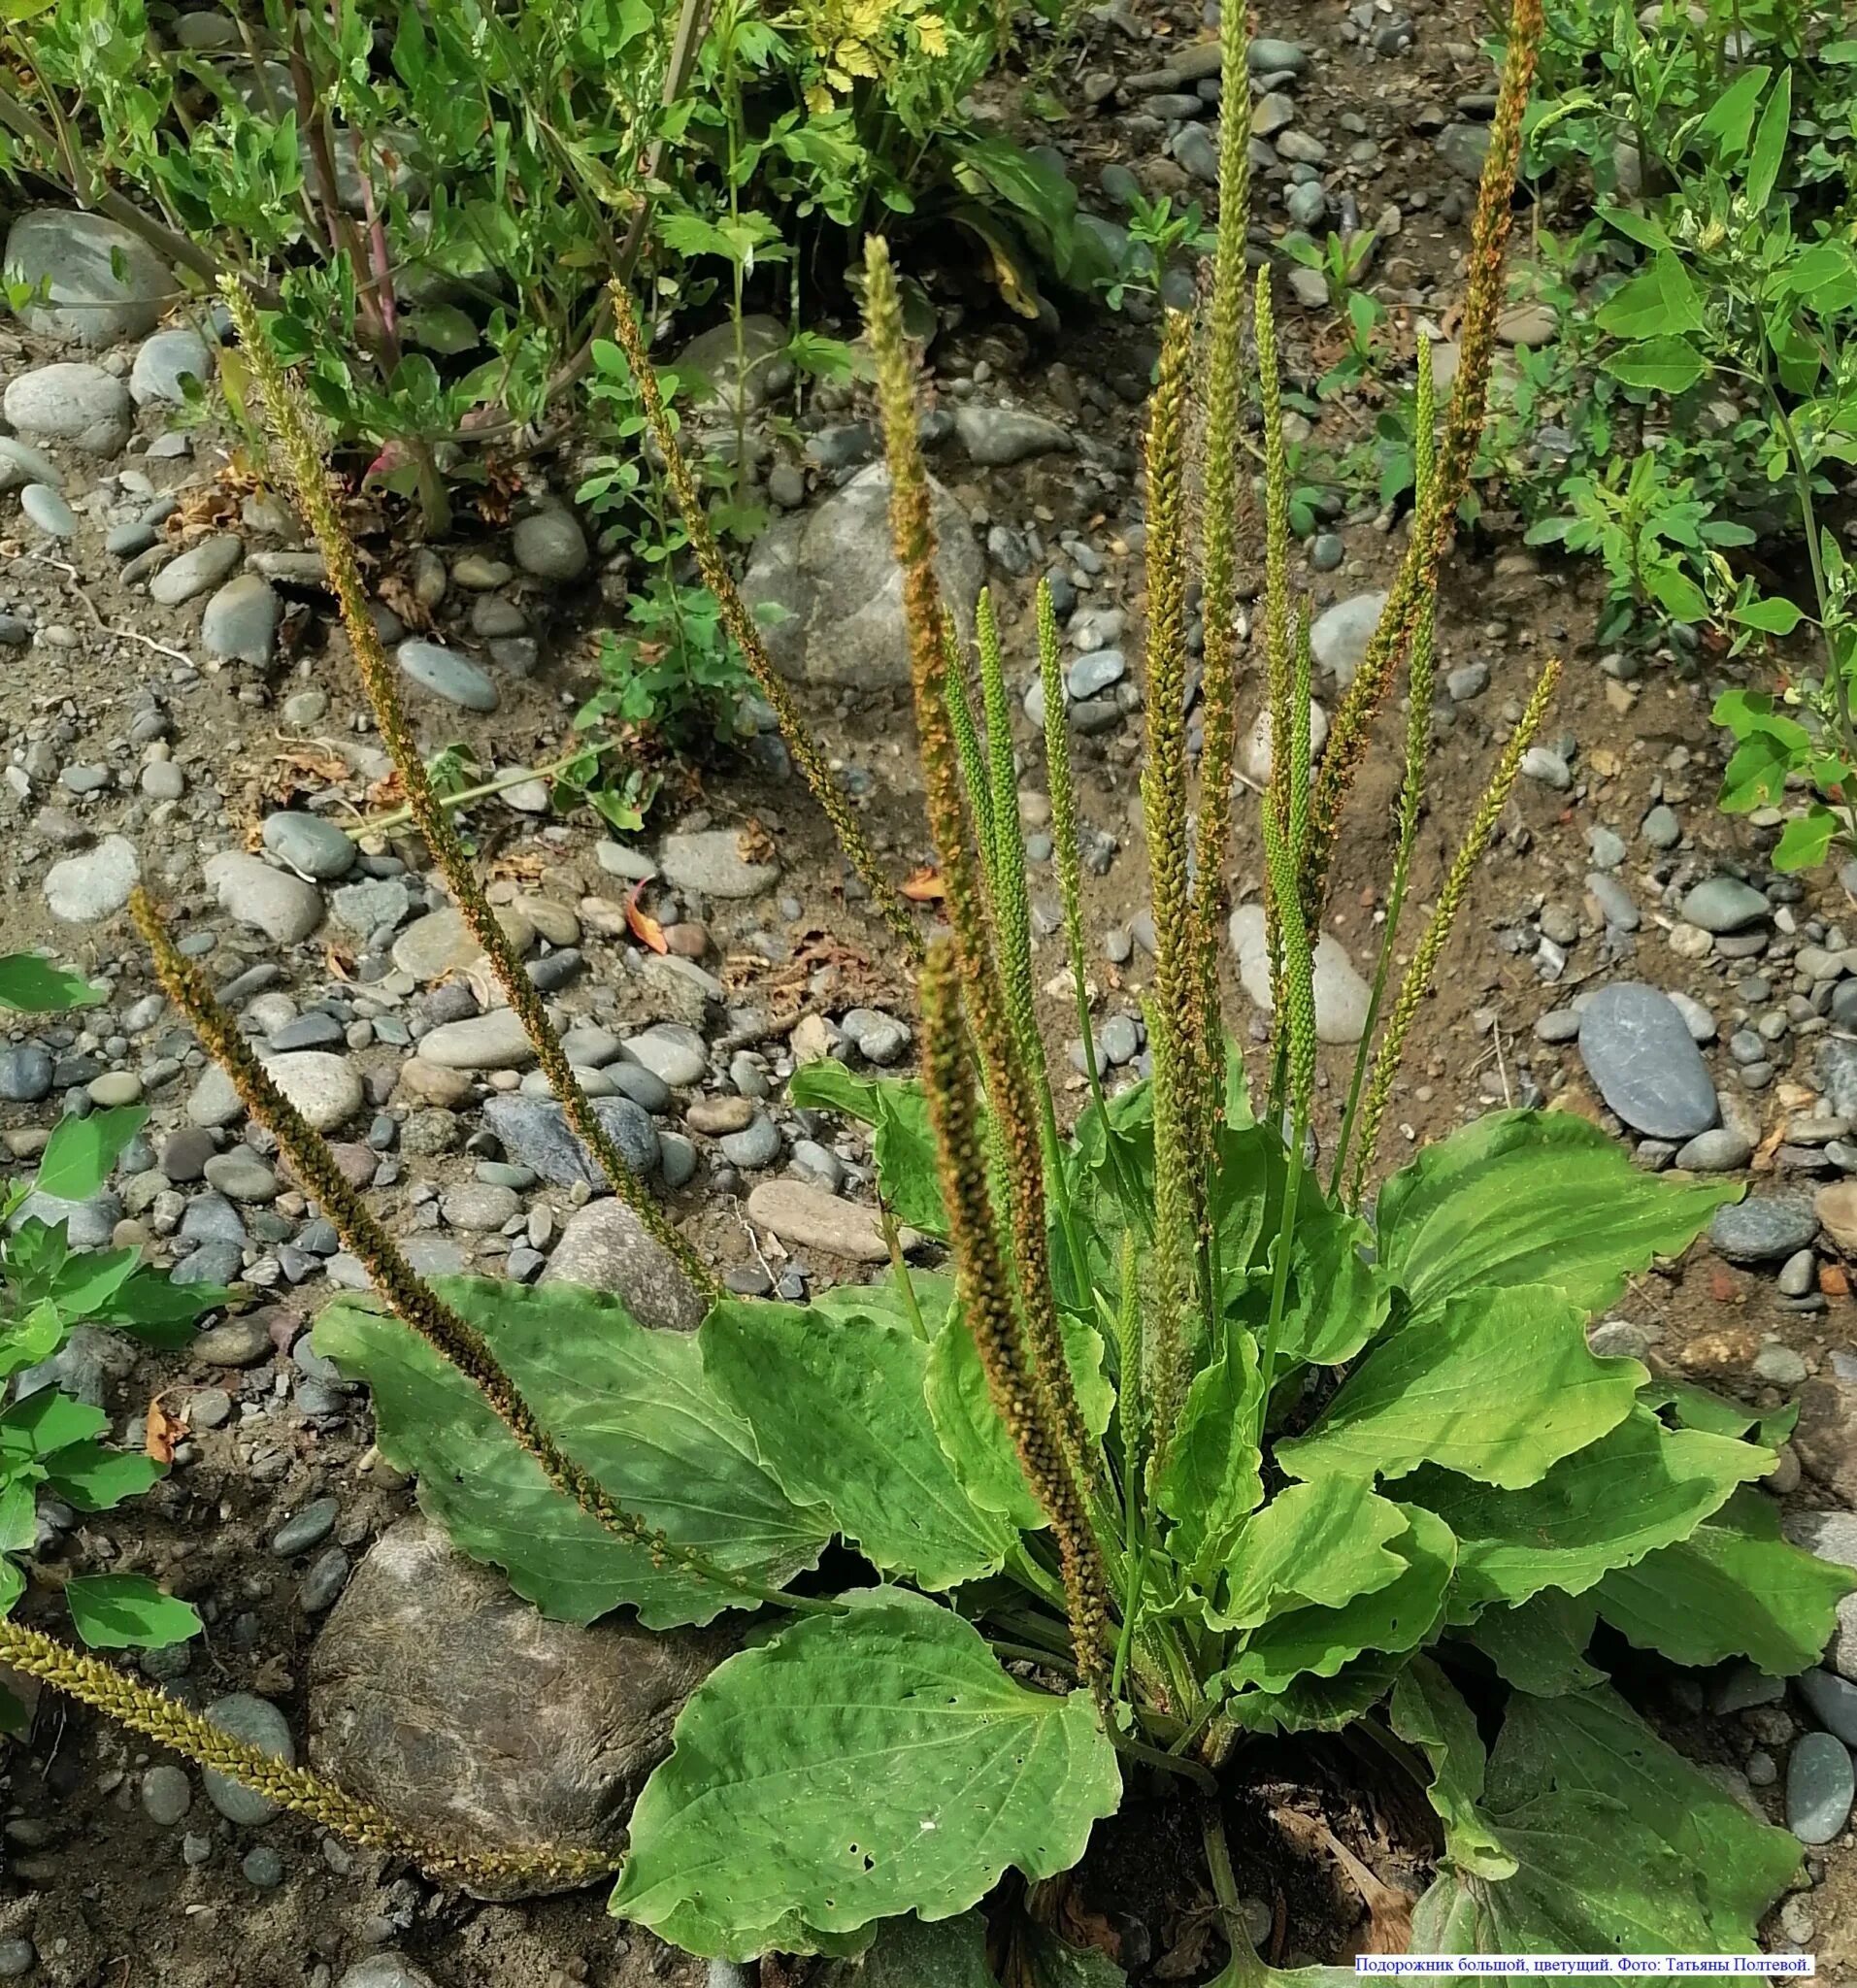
[713,1000,827,1056]
[23,554,196,668]
[347,746,597,838]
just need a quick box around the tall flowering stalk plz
[218,279,718,1304]
[862,234,1096,1482]
[1303,0,1544,920]
[1138,309,1200,1462]
[608,282,926,962]
[1346,657,1562,1201]
[918,939,1111,1686]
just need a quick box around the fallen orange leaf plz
[901,866,945,902]
[146,1398,184,1465]
[625,879,669,954]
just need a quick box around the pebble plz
[746,1179,895,1261]
[0,1047,54,1103]
[1753,1343,1808,1386]
[511,508,590,580]
[19,482,77,538]
[1575,982,1718,1140]
[203,1151,280,1202]
[1521,746,1571,789]
[440,1182,520,1231]
[624,1025,709,1089]
[201,1694,294,1825]
[1229,903,1371,1044]
[4,361,132,453]
[1680,876,1771,935]
[300,1545,351,1612]
[1099,1013,1141,1065]
[719,1113,782,1170]
[242,1845,285,1889]
[480,1094,658,1186]
[0,1942,32,1980]
[192,1317,274,1366]
[1642,804,1681,849]
[1067,648,1126,700]
[1243,701,1329,784]
[1586,874,1640,932]
[419,1010,536,1070]
[397,639,499,712]
[258,1050,360,1132]
[658,828,779,900]
[1445,662,1488,702]
[338,1957,438,1988]
[1672,1127,1750,1172]
[149,533,243,606]
[130,326,213,406]
[140,1764,192,1825]
[205,851,324,944]
[44,835,139,923]
[840,1008,912,1066]
[201,574,281,665]
[1309,591,1386,686]
[1787,1731,1855,1843]
[270,1497,340,1556]
[1709,1196,1819,1265]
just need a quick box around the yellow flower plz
[835,36,879,74]
[916,14,948,53]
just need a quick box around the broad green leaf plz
[1153,1338,1262,1579]
[1462,1590,1602,1696]
[42,1441,162,1512]
[1603,337,1706,394]
[1485,1685,1800,1944]
[35,1106,149,1203]
[315,1278,831,1628]
[1387,1656,1515,1878]
[2,1388,106,1459]
[1593,1487,1857,1673]
[0,1559,22,1619]
[1696,63,1770,156]
[817,1912,996,1986]
[1745,68,1791,211]
[0,1304,65,1381]
[1208,1477,1411,1633]
[95,1268,226,1345]
[1406,1408,1771,1617]
[1733,594,1806,635]
[0,1685,28,1735]
[1774,808,1840,873]
[700,1301,1015,1590]
[812,1271,955,1337]
[0,954,104,1013]
[0,1481,35,1556]
[610,1589,1120,1959]
[787,1064,948,1237]
[923,1306,1111,1534]
[1374,1111,1738,1318]
[47,1246,142,1321]
[66,1574,201,1651]
[1225,1648,1410,1736]
[1278,1284,1642,1491]
[1594,255,1703,341]
[1221,1507,1456,1693]
[1641,1376,1795,1450]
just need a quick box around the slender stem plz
[1202,1800,1268,1981]
[989,1638,1082,1679]
[344,745,599,838]
[1112,1729,1219,1796]
[880,1206,928,1341]
[1256,1125,1306,1443]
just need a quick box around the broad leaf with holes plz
[1374,1111,1737,1317]
[611,1589,1120,1959]
[315,1277,832,1628]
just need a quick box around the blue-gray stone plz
[719,1112,782,1171]
[396,639,498,712]
[175,1241,242,1286]
[270,1496,339,1557]
[1576,981,1718,1139]
[1680,876,1771,935]
[1710,1195,1819,1265]
[481,1093,659,1187]
[262,812,358,881]
[1800,1667,1857,1747]
[20,482,76,538]
[1067,648,1126,701]
[0,1045,54,1103]
[1787,1731,1855,1843]
[202,1694,294,1824]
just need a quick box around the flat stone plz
[271,1496,340,1557]
[185,1064,244,1128]
[441,1182,520,1232]
[745,1178,893,1262]
[203,1151,280,1202]
[261,812,358,881]
[131,326,214,406]
[1229,903,1371,1044]
[5,360,134,454]
[1817,1180,1857,1254]
[1709,1195,1819,1265]
[392,905,532,981]
[44,836,138,922]
[1787,1730,1855,1844]
[338,1959,439,1988]
[1309,591,1387,687]
[396,639,498,712]
[657,829,779,901]
[331,877,412,937]
[201,1694,295,1826]
[19,483,77,538]
[839,1009,912,1067]
[6,210,170,345]
[149,534,243,606]
[205,851,324,944]
[542,1201,708,1331]
[201,574,280,664]
[1576,982,1718,1140]
[624,1027,709,1090]
[1243,700,1329,785]
[954,406,1073,466]
[0,435,64,490]
[511,509,589,581]
[419,1010,536,1070]
[719,1112,782,1170]
[0,1047,53,1104]
[1673,1127,1751,1172]
[308,1517,724,1898]
[262,1050,362,1132]
[480,1094,659,1186]
[1680,876,1771,935]
[140,1764,192,1826]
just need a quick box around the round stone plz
[1786,1730,1855,1844]
[396,639,498,712]
[19,482,77,538]
[201,574,281,665]
[719,1112,782,1170]
[440,1182,520,1231]
[204,851,324,944]
[5,210,169,345]
[44,836,140,923]
[261,812,358,881]
[1709,1196,1819,1266]
[130,326,213,406]
[242,1845,285,1888]
[201,1694,295,1825]
[3,361,131,452]
[0,1046,54,1104]
[1679,876,1771,936]
[140,1763,192,1825]
[511,508,589,580]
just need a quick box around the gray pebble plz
[269,1497,339,1557]
[1787,1730,1855,1843]
[141,1764,192,1826]
[201,1694,294,1825]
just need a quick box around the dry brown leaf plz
[146,1397,184,1466]
[738,817,778,866]
[626,879,669,955]
[491,849,551,883]
[901,865,946,902]
[377,571,431,632]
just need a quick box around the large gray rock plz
[201,573,280,664]
[43,835,138,922]
[1310,590,1388,687]
[3,362,132,455]
[5,210,172,345]
[658,828,779,901]
[481,1093,659,1186]
[1228,903,1372,1044]
[740,462,982,688]
[673,314,791,415]
[541,1200,707,1332]
[204,850,324,944]
[309,1517,725,1898]
[1576,981,1718,1140]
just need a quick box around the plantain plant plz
[0,0,1850,1976]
